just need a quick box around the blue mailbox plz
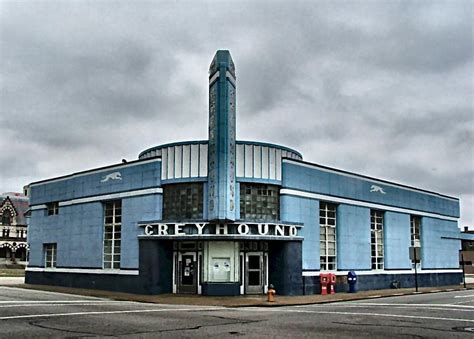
[347,271,357,293]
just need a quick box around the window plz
[410,216,421,247]
[1,210,12,225]
[47,202,59,216]
[103,200,121,269]
[163,183,203,220]
[371,210,384,270]
[320,202,337,270]
[44,243,57,268]
[239,183,279,221]
[410,216,421,265]
[2,228,10,238]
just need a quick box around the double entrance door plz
[175,246,267,295]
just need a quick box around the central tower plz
[207,50,237,221]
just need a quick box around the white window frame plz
[103,200,121,269]
[320,202,337,271]
[44,243,57,268]
[47,202,59,216]
[371,210,384,270]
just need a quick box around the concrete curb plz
[5,283,473,308]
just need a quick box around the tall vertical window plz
[44,243,57,268]
[410,215,421,265]
[371,210,384,270]
[320,202,337,270]
[103,200,121,269]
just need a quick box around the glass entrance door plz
[245,252,265,294]
[178,252,197,294]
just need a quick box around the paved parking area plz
[0,286,473,338]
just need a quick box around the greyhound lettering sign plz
[139,222,300,238]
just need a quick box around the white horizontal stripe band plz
[31,188,163,209]
[30,205,47,211]
[26,267,139,275]
[209,71,220,85]
[280,188,458,221]
[29,158,161,187]
[302,269,463,276]
[282,159,458,202]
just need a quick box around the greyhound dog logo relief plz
[370,184,386,194]
[101,172,122,183]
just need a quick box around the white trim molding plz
[30,204,48,211]
[31,187,163,209]
[302,269,463,277]
[26,267,139,275]
[280,188,458,222]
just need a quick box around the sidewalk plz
[5,281,473,307]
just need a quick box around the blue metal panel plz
[282,162,459,218]
[384,212,411,269]
[280,195,318,270]
[337,204,371,270]
[421,217,460,269]
[30,161,161,205]
[28,194,162,269]
[121,195,162,269]
[27,203,104,268]
[207,50,236,221]
[236,177,281,185]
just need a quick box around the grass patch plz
[0,268,25,277]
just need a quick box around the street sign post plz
[409,246,421,292]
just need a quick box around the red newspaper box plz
[320,273,329,295]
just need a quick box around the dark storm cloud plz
[0,0,472,226]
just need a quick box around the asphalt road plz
[0,286,473,338]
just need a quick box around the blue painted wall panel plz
[28,194,162,270]
[282,162,459,218]
[337,204,371,270]
[30,161,161,205]
[280,195,318,270]
[422,218,460,269]
[384,212,411,269]
[121,195,162,268]
[28,203,104,268]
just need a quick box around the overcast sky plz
[1,0,472,227]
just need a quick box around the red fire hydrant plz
[267,284,276,302]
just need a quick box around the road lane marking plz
[453,300,474,305]
[0,306,225,321]
[0,300,124,304]
[0,301,139,308]
[335,302,474,309]
[244,307,474,323]
[454,295,474,298]
[0,287,104,299]
[294,304,474,312]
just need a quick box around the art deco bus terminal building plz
[26,51,464,296]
